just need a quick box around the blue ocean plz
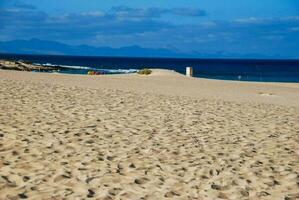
[1,53,299,83]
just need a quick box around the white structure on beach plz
[186,67,193,77]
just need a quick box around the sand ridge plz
[0,70,299,199]
[0,69,299,107]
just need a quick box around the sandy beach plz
[0,69,298,199]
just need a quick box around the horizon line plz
[1,52,299,61]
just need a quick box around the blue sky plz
[1,0,299,57]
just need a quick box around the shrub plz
[137,68,152,75]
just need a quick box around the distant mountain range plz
[0,38,280,59]
[0,39,189,58]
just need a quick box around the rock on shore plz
[0,59,60,72]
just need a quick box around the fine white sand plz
[0,69,298,199]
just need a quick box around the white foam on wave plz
[60,65,95,70]
[34,62,138,74]
[59,65,138,73]
[38,63,59,67]
[101,69,138,73]
[36,63,95,70]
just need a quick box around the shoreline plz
[1,57,299,83]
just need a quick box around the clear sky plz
[1,0,299,57]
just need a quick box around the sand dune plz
[0,70,298,199]
[1,69,299,107]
